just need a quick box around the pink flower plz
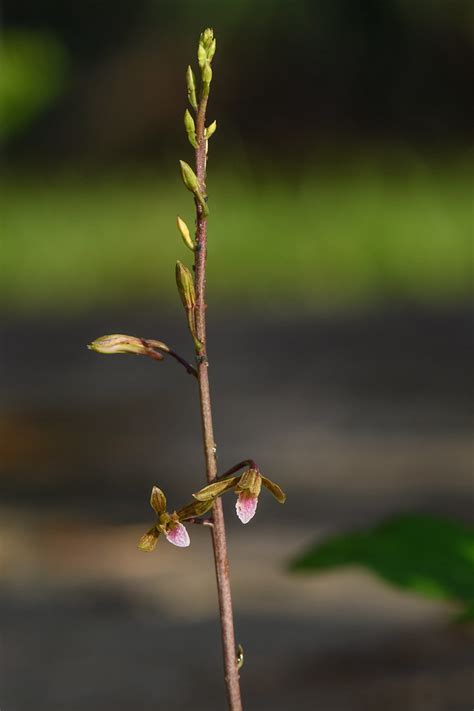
[193,466,286,526]
[138,486,214,552]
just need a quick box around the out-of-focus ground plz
[0,305,472,710]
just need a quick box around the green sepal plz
[150,486,167,515]
[193,476,240,501]
[176,498,215,520]
[138,525,160,552]
[261,475,286,503]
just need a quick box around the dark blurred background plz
[0,2,473,709]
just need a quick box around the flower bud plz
[198,28,215,68]
[179,160,199,194]
[186,65,198,110]
[178,160,209,216]
[207,38,216,63]
[205,120,217,140]
[88,334,163,358]
[175,260,196,311]
[202,62,213,86]
[197,42,207,69]
[184,109,198,149]
[201,28,214,51]
[176,216,195,251]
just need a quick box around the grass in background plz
[1,158,472,312]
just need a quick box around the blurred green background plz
[1,0,473,312]
[0,2,473,710]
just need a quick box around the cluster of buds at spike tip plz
[138,486,214,551]
[193,467,286,524]
[175,260,202,351]
[198,28,216,97]
[179,160,208,216]
[88,334,170,360]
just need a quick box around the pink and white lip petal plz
[236,491,258,524]
[165,522,191,547]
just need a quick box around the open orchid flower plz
[138,486,214,551]
[193,467,286,524]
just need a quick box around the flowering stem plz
[193,72,243,709]
[163,348,198,378]
[141,340,198,378]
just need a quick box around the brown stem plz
[193,84,243,709]
[141,340,198,378]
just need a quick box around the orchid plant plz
[88,29,285,710]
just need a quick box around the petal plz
[150,486,167,514]
[165,522,191,548]
[236,491,258,524]
[176,498,214,521]
[193,476,239,501]
[261,475,286,504]
[138,526,160,552]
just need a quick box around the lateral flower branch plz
[88,28,286,711]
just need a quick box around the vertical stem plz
[193,93,243,709]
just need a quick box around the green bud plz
[179,160,199,193]
[150,486,167,515]
[198,28,215,69]
[184,109,198,149]
[205,120,217,140]
[138,525,160,552]
[198,43,207,69]
[193,476,240,501]
[186,65,198,110]
[202,61,212,86]
[175,260,196,311]
[88,334,163,359]
[178,160,209,216]
[176,216,195,251]
[207,38,216,63]
[201,28,214,50]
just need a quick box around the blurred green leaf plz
[0,30,68,140]
[290,515,474,618]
